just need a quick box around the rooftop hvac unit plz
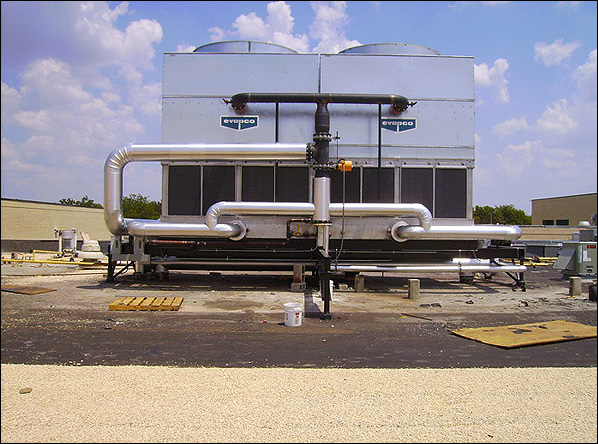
[554,229,598,277]
[104,41,527,318]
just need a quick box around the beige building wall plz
[531,193,597,226]
[1,199,111,241]
[518,226,581,241]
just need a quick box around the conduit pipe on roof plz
[331,263,527,274]
[391,223,522,242]
[104,143,307,236]
[205,201,432,231]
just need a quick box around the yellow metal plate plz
[1,286,56,295]
[450,320,597,348]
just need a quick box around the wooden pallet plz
[109,296,183,311]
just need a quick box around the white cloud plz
[20,58,93,107]
[209,1,358,54]
[11,58,144,156]
[118,63,162,116]
[74,2,163,70]
[492,117,530,137]
[1,81,22,124]
[536,98,578,134]
[538,147,576,170]
[267,1,310,51]
[556,1,582,8]
[495,140,536,176]
[211,1,309,52]
[474,59,510,103]
[449,1,511,10]
[534,38,581,66]
[481,47,596,207]
[233,12,268,40]
[0,1,163,202]
[209,27,226,41]
[573,49,597,99]
[309,1,360,53]
[175,43,197,53]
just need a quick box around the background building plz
[531,193,597,226]
[1,198,110,252]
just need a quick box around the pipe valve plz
[337,160,352,172]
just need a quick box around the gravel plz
[1,364,596,443]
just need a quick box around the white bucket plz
[283,302,303,327]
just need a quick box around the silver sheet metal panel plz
[162,47,474,154]
[161,42,475,221]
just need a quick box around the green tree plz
[122,193,161,219]
[473,205,495,224]
[59,195,103,208]
[473,204,531,225]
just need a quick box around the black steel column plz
[314,102,332,319]
[377,103,382,203]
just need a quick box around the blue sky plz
[1,1,596,214]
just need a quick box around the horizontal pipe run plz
[1,258,100,266]
[108,143,308,163]
[394,224,522,241]
[229,93,413,113]
[331,263,527,274]
[206,202,316,230]
[104,143,307,236]
[331,203,432,231]
[126,220,244,239]
[205,202,433,232]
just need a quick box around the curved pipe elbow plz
[329,203,432,231]
[104,144,133,235]
[413,204,433,231]
[103,143,307,236]
[206,201,316,229]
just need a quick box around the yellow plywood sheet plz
[1,286,56,295]
[109,296,184,311]
[450,320,597,348]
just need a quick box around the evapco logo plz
[380,118,417,133]
[220,116,259,131]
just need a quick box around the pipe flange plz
[228,221,247,241]
[313,132,332,142]
[390,221,409,242]
[311,163,336,170]
[306,143,316,161]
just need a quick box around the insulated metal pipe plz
[205,202,316,230]
[228,93,413,114]
[226,91,416,321]
[313,177,331,222]
[205,202,433,232]
[392,224,522,241]
[331,203,432,231]
[127,220,245,239]
[104,143,308,236]
[331,263,527,274]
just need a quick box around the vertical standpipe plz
[227,93,414,320]
[313,102,333,318]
